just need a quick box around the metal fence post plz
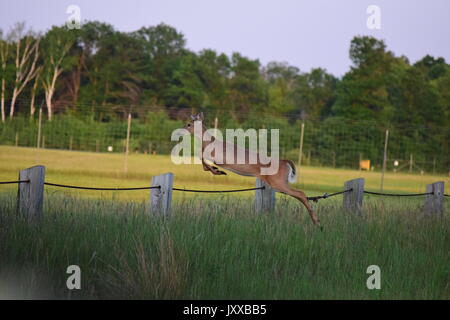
[343,178,364,215]
[255,178,275,213]
[18,165,45,223]
[424,181,444,216]
[150,172,173,217]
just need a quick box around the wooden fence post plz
[255,178,275,213]
[297,122,305,183]
[18,165,45,223]
[124,113,132,173]
[150,172,173,217]
[424,181,444,216]
[37,107,42,148]
[343,178,364,215]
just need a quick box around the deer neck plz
[192,123,220,151]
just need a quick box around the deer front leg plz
[202,159,227,175]
[202,160,212,172]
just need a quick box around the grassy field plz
[0,146,449,299]
[0,146,448,199]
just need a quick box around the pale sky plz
[0,0,449,76]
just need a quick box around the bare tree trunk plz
[30,71,39,116]
[0,40,9,123]
[41,32,73,121]
[9,88,18,117]
[43,66,60,120]
[45,92,53,121]
[9,34,40,119]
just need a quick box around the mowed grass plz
[0,146,448,201]
[0,145,449,299]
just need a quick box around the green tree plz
[292,68,336,119]
[196,49,230,111]
[414,55,447,80]
[75,23,146,118]
[75,22,115,108]
[227,53,268,119]
[133,23,187,106]
[165,52,204,110]
[332,36,397,123]
[264,61,299,114]
[390,67,442,127]
[435,65,450,128]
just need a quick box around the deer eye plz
[187,123,191,127]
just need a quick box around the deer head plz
[184,112,204,134]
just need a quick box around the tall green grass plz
[0,192,448,299]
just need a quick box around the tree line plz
[0,21,448,172]
[0,21,448,128]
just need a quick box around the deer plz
[182,112,320,226]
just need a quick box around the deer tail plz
[285,160,297,184]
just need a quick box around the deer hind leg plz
[264,174,320,226]
[285,187,320,225]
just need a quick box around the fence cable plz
[172,186,264,193]
[43,182,160,191]
[0,180,30,185]
[307,188,353,202]
[1,179,448,198]
[0,180,262,193]
[364,190,433,197]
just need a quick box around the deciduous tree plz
[41,26,75,120]
[0,29,11,122]
[9,23,40,119]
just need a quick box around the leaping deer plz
[182,112,320,226]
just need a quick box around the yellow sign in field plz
[359,159,370,171]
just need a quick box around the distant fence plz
[1,109,449,173]
[1,166,446,223]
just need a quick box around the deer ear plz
[190,115,196,120]
[198,112,204,121]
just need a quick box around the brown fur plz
[184,113,320,226]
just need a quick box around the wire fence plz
[172,186,265,193]
[363,190,434,197]
[44,181,264,194]
[0,180,30,184]
[308,189,353,202]
[0,178,353,202]
[2,165,447,221]
[43,182,160,191]
[2,179,447,199]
